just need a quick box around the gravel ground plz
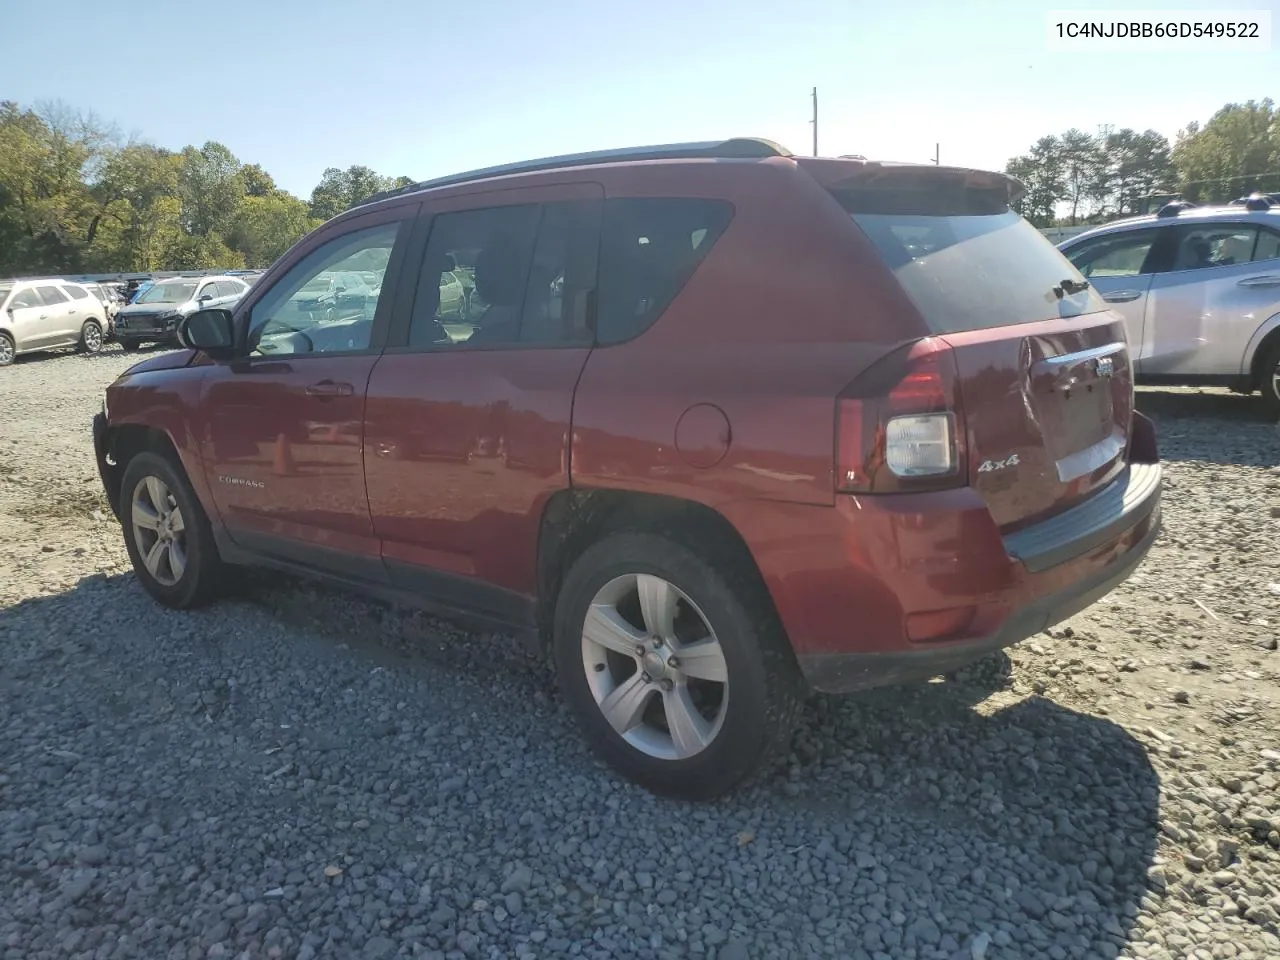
[1,344,1279,960]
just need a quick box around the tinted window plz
[36,285,70,305]
[1170,224,1258,271]
[250,220,401,356]
[64,284,90,300]
[407,202,590,349]
[10,288,40,309]
[595,198,733,345]
[1064,229,1161,278]
[1255,228,1280,262]
[849,210,1106,333]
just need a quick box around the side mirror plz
[198,293,213,303]
[179,308,238,359]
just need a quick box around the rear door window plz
[595,198,733,344]
[64,284,90,300]
[405,199,600,348]
[1168,224,1258,271]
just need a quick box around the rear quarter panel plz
[571,159,927,511]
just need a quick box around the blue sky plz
[7,0,1278,199]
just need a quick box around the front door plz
[5,287,49,351]
[197,205,416,580]
[1062,226,1164,372]
[363,186,602,623]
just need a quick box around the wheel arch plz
[534,488,788,652]
[1243,310,1280,388]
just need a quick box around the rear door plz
[839,180,1135,530]
[1145,221,1280,376]
[363,183,602,618]
[35,284,78,345]
[1060,226,1167,371]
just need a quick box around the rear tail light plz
[836,338,966,494]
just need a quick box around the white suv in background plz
[0,279,109,366]
[1058,195,1280,416]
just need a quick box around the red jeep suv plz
[92,138,1162,799]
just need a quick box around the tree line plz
[5,96,1278,275]
[0,99,413,277]
[1006,98,1280,227]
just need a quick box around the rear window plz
[840,198,1107,334]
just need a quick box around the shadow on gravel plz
[1,572,1162,960]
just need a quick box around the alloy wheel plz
[0,336,13,365]
[130,475,188,587]
[84,323,102,352]
[580,573,729,761]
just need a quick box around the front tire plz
[78,319,103,354]
[0,332,14,366]
[552,532,801,800]
[118,451,226,609]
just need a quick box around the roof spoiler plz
[797,157,1026,210]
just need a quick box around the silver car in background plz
[1059,196,1280,416]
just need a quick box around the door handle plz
[1102,290,1142,303]
[1237,275,1280,288]
[305,380,354,398]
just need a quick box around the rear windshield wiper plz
[1053,278,1090,299]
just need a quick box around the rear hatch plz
[813,160,1133,530]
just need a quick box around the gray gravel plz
[2,344,1279,959]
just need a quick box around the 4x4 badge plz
[978,454,1020,473]
[1095,356,1115,378]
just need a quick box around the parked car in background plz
[1058,193,1280,415]
[80,281,121,336]
[92,138,1162,798]
[113,275,249,351]
[0,278,108,365]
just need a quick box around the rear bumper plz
[725,450,1163,694]
[799,494,1160,691]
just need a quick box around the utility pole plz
[933,143,939,165]
[811,87,818,157]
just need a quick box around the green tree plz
[307,165,397,220]
[1097,128,1174,217]
[1006,136,1065,227]
[227,192,318,267]
[1173,99,1280,202]
[179,141,245,237]
[239,163,276,198]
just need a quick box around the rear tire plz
[1259,341,1280,420]
[552,531,802,800]
[118,451,226,609]
[78,319,103,354]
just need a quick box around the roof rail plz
[1156,199,1197,218]
[352,137,792,210]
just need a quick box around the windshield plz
[136,281,198,304]
[847,209,1107,334]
